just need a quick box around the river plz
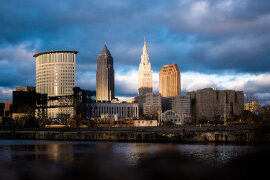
[0,139,267,168]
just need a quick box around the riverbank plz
[0,125,269,143]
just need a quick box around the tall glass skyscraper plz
[96,45,115,101]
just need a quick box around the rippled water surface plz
[0,140,266,168]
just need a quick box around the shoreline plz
[0,125,269,143]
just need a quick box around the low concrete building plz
[100,114,119,121]
[133,120,158,127]
[92,101,139,120]
[186,88,244,123]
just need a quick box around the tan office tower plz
[159,64,181,97]
[138,40,153,96]
[96,45,115,101]
[34,50,78,119]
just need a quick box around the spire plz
[100,44,111,55]
[143,39,148,56]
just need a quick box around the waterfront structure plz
[34,87,95,123]
[138,40,153,96]
[159,64,181,97]
[245,101,261,113]
[34,50,78,120]
[143,93,162,120]
[186,88,244,123]
[96,45,115,101]
[92,102,139,120]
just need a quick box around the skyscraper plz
[159,64,181,97]
[34,51,77,96]
[138,40,153,96]
[34,50,78,119]
[96,45,115,101]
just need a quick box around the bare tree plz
[245,94,258,103]
[245,94,259,112]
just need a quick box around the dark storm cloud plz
[0,0,270,99]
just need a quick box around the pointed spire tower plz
[96,44,115,101]
[138,39,153,96]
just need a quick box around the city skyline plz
[0,0,270,103]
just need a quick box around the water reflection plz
[0,140,267,168]
[33,144,75,165]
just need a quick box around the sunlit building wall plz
[159,64,181,97]
[34,51,78,119]
[138,40,153,96]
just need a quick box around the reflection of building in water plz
[34,143,74,165]
[1,145,12,162]
[115,144,151,165]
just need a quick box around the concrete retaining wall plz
[0,126,269,143]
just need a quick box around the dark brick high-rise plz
[96,45,115,101]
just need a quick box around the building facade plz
[186,88,244,123]
[161,110,183,125]
[161,95,191,125]
[159,64,181,97]
[133,120,158,127]
[13,86,36,116]
[92,102,139,120]
[96,45,115,101]
[143,93,162,120]
[0,103,4,116]
[171,95,191,123]
[34,50,78,120]
[4,101,12,117]
[138,40,153,96]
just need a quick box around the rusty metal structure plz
[36,87,95,125]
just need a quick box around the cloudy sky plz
[0,0,270,103]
